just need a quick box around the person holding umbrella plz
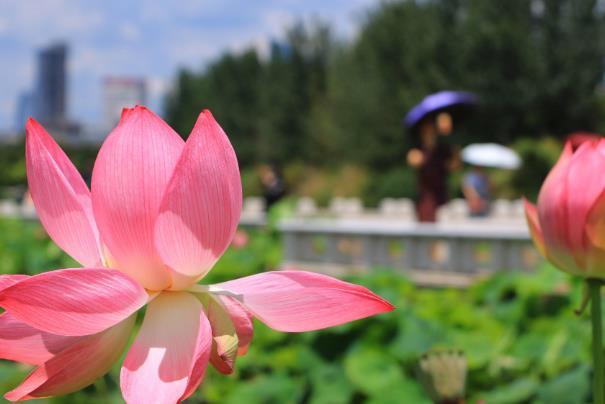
[460,143,521,217]
[404,91,478,222]
[406,114,456,222]
[461,164,491,217]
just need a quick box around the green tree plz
[165,0,605,177]
[165,50,262,166]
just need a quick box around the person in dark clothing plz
[407,114,458,222]
[259,164,286,211]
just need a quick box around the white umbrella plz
[461,143,521,169]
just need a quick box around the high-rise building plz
[102,77,146,128]
[14,91,34,131]
[34,42,67,127]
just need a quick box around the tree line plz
[166,0,605,172]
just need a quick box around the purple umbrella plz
[404,91,478,129]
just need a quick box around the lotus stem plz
[590,279,604,404]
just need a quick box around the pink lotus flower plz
[524,140,605,278]
[230,229,250,250]
[0,107,393,403]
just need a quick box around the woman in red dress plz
[407,113,458,222]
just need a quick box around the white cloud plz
[262,10,296,36]
[118,22,141,42]
[0,17,7,35]
[179,0,225,14]
[0,0,105,45]
[139,0,224,23]
[160,33,220,69]
[228,37,271,59]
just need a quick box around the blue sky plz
[0,0,377,132]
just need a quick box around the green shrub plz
[496,137,562,200]
[361,167,417,207]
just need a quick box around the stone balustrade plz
[279,218,539,287]
[1,196,537,286]
[1,196,529,223]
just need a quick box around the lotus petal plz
[26,119,101,267]
[0,312,82,365]
[523,198,545,258]
[0,268,147,336]
[0,275,28,292]
[156,111,242,290]
[204,295,238,374]
[121,292,212,403]
[219,296,253,355]
[537,142,583,274]
[92,106,184,290]
[5,315,135,401]
[213,271,394,332]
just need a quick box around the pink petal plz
[0,312,82,365]
[219,295,254,355]
[121,291,212,403]
[205,296,239,374]
[155,110,242,290]
[25,119,102,267]
[585,194,605,278]
[91,106,184,290]
[537,142,583,274]
[0,268,147,336]
[523,198,545,258]
[213,270,394,332]
[4,315,135,401]
[180,313,213,402]
[0,275,29,293]
[564,142,605,263]
[582,139,605,277]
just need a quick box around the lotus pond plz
[0,217,593,403]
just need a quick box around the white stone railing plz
[2,197,538,286]
[0,196,527,222]
[293,196,528,222]
[0,199,267,228]
[279,218,539,287]
[0,200,36,220]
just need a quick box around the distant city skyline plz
[34,42,67,128]
[103,76,147,128]
[0,0,377,133]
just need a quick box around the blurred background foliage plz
[166,0,605,164]
[0,217,595,404]
[0,136,563,204]
[163,0,603,197]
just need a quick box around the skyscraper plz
[102,76,146,128]
[14,91,34,131]
[34,42,67,127]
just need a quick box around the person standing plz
[462,165,490,217]
[407,114,458,222]
[259,164,286,211]
[404,91,477,222]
